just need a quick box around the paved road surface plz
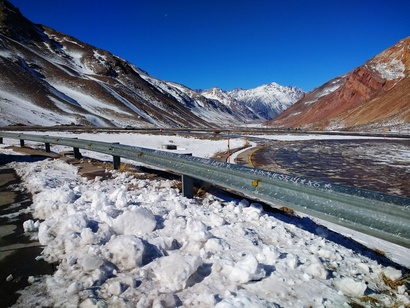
[0,147,113,306]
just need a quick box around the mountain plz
[201,84,304,122]
[0,0,302,128]
[228,83,304,120]
[138,77,248,125]
[268,37,410,131]
[201,87,264,122]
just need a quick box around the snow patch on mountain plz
[368,58,405,81]
[0,93,66,126]
[303,76,346,105]
[202,87,237,107]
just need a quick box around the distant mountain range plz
[0,0,303,128]
[268,36,410,131]
[201,84,303,122]
[1,0,408,131]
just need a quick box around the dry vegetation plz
[171,181,209,198]
[382,273,410,291]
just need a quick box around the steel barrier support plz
[182,174,194,198]
[73,147,82,159]
[113,155,121,170]
[20,139,25,147]
[45,143,51,153]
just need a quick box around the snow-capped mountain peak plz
[227,83,304,120]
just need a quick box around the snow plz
[8,131,246,159]
[228,82,303,108]
[141,78,247,125]
[1,133,410,307]
[49,84,127,114]
[368,58,405,80]
[63,49,94,75]
[200,83,304,121]
[95,83,148,120]
[303,76,345,105]
[0,92,74,126]
[333,277,367,297]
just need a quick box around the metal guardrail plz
[1,132,410,249]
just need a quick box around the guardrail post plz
[45,143,51,153]
[182,174,194,198]
[0,137,3,144]
[20,139,25,147]
[113,156,121,170]
[73,147,82,159]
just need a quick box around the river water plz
[252,139,410,198]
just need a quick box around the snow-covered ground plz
[1,132,409,307]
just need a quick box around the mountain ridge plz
[0,0,303,128]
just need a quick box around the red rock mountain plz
[268,37,410,131]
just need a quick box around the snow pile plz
[3,152,408,307]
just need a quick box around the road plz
[0,147,116,306]
[0,163,55,307]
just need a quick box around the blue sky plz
[9,0,410,91]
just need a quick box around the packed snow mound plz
[151,253,203,292]
[5,150,408,307]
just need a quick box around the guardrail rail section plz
[1,132,409,248]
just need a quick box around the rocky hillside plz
[0,0,302,128]
[268,37,410,131]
